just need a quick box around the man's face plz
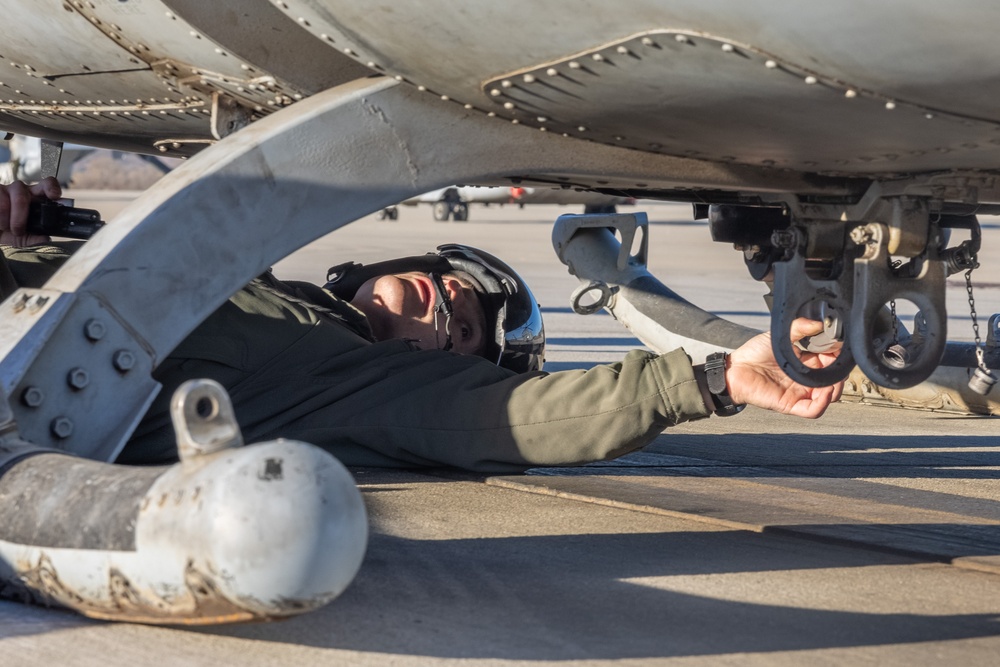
[351,271,488,356]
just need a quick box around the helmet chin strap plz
[429,273,454,352]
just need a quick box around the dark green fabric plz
[2,244,712,472]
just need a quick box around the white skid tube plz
[0,380,368,624]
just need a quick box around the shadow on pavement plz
[646,433,1000,479]
[206,529,1000,660]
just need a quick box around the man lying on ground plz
[0,178,843,472]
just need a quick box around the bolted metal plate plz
[0,0,311,156]
[482,30,1000,175]
[10,293,159,462]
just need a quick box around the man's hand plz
[726,318,844,419]
[0,177,62,247]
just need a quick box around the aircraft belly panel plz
[284,0,1000,175]
[70,0,279,83]
[480,31,1000,174]
[0,0,145,76]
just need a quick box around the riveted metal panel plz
[302,0,1000,176]
[480,31,1000,174]
[0,0,319,156]
[0,0,145,76]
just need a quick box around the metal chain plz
[889,298,899,346]
[888,259,902,346]
[965,267,988,371]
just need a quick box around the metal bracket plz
[39,139,63,180]
[850,223,948,388]
[769,227,858,387]
[552,212,648,273]
[211,92,254,140]
[171,379,243,464]
[8,292,158,461]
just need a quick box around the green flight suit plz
[1,243,712,472]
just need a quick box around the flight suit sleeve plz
[360,347,713,471]
[495,347,712,465]
[1,242,80,291]
[260,338,714,472]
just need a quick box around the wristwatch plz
[705,352,746,417]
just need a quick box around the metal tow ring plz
[850,223,947,389]
[770,234,857,388]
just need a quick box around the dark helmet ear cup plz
[324,244,544,373]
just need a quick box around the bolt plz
[771,229,798,249]
[84,318,106,341]
[27,295,49,312]
[21,386,44,407]
[67,367,90,390]
[51,417,73,439]
[113,350,136,373]
[849,225,873,246]
[12,293,29,312]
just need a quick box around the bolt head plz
[21,386,44,407]
[67,368,90,390]
[113,350,136,372]
[50,417,73,439]
[84,318,106,341]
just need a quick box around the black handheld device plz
[26,199,105,240]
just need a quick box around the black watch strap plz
[705,352,746,417]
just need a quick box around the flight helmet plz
[324,244,545,373]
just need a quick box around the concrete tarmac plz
[3,199,1000,665]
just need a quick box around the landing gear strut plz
[433,188,469,222]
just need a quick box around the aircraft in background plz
[0,0,999,625]
[389,185,633,221]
